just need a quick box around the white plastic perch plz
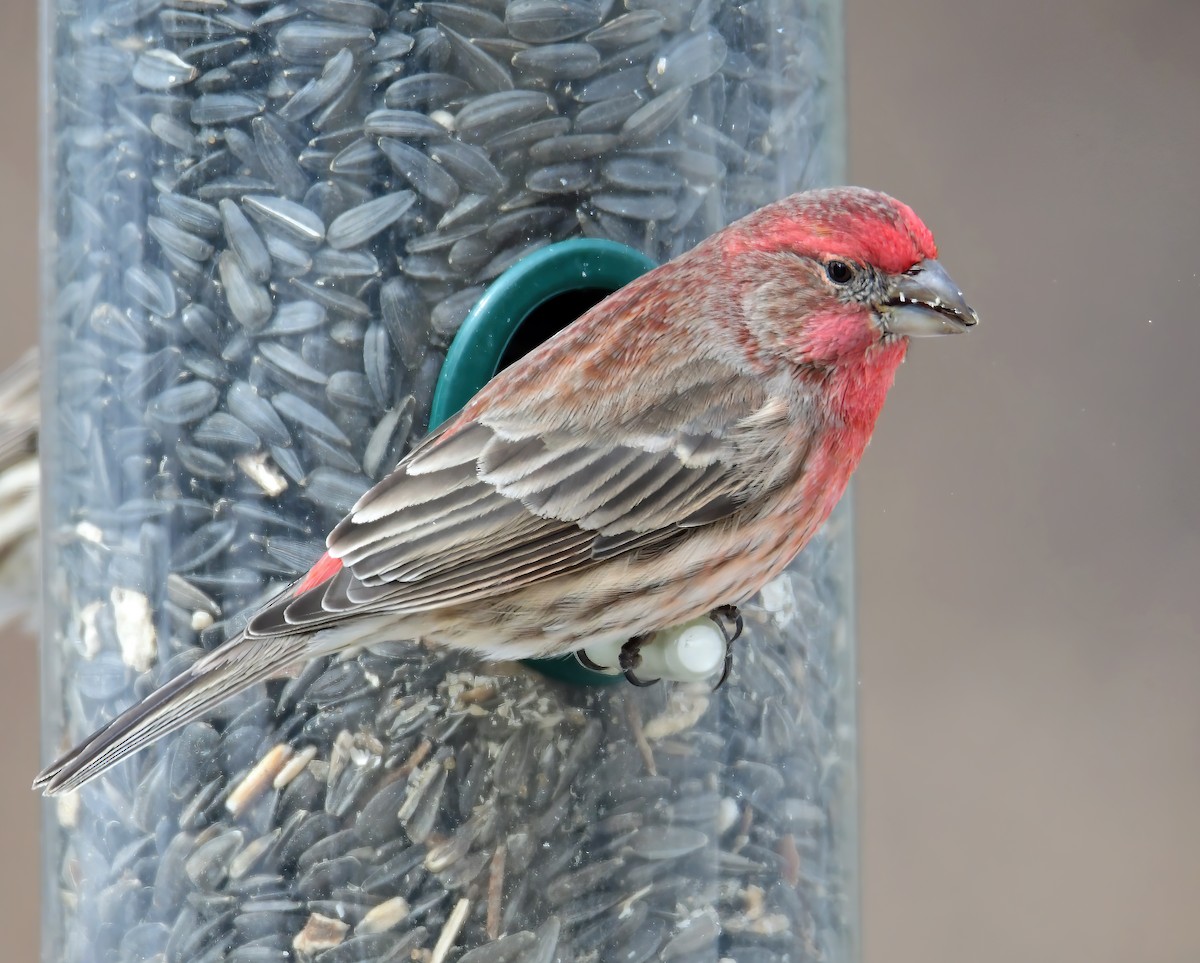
[577,616,729,684]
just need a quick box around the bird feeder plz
[40,2,858,961]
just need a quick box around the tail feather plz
[34,632,307,795]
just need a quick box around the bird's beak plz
[879,259,979,337]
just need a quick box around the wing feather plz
[336,482,493,560]
[514,446,655,520]
[246,362,810,640]
[354,499,534,583]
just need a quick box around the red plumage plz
[293,551,343,596]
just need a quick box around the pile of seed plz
[42,0,850,961]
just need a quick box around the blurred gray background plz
[2,1,1198,960]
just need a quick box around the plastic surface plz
[40,2,857,961]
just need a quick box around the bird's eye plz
[825,260,855,285]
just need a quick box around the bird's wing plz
[247,364,808,635]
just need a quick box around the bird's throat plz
[824,337,908,433]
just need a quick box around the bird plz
[34,186,977,795]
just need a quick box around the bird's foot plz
[710,604,743,690]
[619,635,659,687]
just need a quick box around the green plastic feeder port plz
[429,238,657,686]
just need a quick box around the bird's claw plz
[575,648,606,673]
[711,604,743,644]
[619,635,659,687]
[710,604,743,690]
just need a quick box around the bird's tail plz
[34,630,310,795]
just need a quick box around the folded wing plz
[248,365,807,637]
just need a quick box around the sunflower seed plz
[276,21,375,64]
[326,371,373,411]
[266,443,305,485]
[194,412,261,451]
[279,47,356,122]
[249,116,310,200]
[219,250,273,331]
[271,391,352,448]
[327,137,382,177]
[218,382,291,448]
[159,10,237,41]
[304,431,363,473]
[314,86,370,140]
[512,42,600,80]
[592,191,675,221]
[506,0,603,43]
[377,140,458,209]
[429,285,482,338]
[149,380,219,425]
[135,48,200,90]
[525,161,594,195]
[529,133,618,164]
[326,191,416,250]
[647,27,727,92]
[363,108,450,140]
[262,300,327,336]
[440,26,514,93]
[619,84,690,143]
[569,93,643,134]
[384,72,472,111]
[260,342,330,386]
[297,145,336,175]
[288,279,371,318]
[311,248,380,279]
[601,155,682,191]
[455,90,555,143]
[372,26,417,60]
[435,191,495,231]
[198,175,282,203]
[264,232,315,276]
[220,199,272,283]
[355,323,393,408]
[225,127,266,176]
[151,112,201,154]
[298,0,387,29]
[420,2,505,38]
[242,194,326,247]
[191,92,264,125]
[574,65,648,103]
[186,829,245,889]
[148,215,215,263]
[362,398,413,479]
[585,11,666,49]
[302,467,370,513]
[123,264,177,318]
[488,116,571,154]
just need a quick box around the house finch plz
[35,186,977,795]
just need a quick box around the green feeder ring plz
[430,238,657,687]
